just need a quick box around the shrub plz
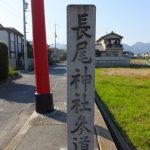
[0,41,8,81]
[8,67,18,77]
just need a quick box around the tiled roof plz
[97,31,123,42]
[0,24,23,36]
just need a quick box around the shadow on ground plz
[42,108,115,142]
[0,81,35,103]
[44,109,67,123]
[94,125,114,142]
[50,68,66,76]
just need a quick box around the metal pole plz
[31,0,54,114]
[23,0,28,70]
[54,24,56,49]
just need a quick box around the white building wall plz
[15,34,18,59]
[95,57,130,67]
[97,39,106,50]
[10,32,14,41]
[0,30,9,46]
[0,29,24,69]
[10,32,15,56]
[18,36,22,52]
[0,30,11,58]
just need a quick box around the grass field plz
[95,68,150,150]
[130,58,150,64]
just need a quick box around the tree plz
[0,41,8,81]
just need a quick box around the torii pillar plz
[31,0,54,114]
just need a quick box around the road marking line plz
[60,148,98,150]
[60,148,67,150]
[5,111,38,150]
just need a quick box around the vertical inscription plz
[67,5,96,150]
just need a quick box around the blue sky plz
[0,0,150,45]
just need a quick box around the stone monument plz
[67,5,96,150]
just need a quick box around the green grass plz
[130,58,150,64]
[95,68,150,150]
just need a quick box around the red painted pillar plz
[31,0,54,113]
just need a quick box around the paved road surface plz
[0,61,67,149]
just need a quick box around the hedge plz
[0,41,8,81]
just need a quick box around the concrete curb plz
[9,75,22,81]
[95,93,131,150]
[94,104,117,150]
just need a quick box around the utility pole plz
[54,24,57,49]
[23,0,28,70]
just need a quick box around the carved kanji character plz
[71,93,80,114]
[71,115,91,135]
[72,13,92,40]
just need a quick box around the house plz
[96,31,129,67]
[0,24,24,69]
[144,52,150,58]
[123,51,134,58]
[96,31,123,57]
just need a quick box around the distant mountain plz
[50,43,66,50]
[51,42,150,53]
[123,44,133,51]
[123,42,150,53]
[56,43,66,49]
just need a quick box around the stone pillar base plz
[35,92,54,114]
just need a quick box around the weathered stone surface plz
[67,5,96,150]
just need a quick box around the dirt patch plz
[101,68,150,78]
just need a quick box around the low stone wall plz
[95,57,130,67]
[9,58,34,70]
[9,58,16,69]
[28,58,34,70]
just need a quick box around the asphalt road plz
[0,61,67,149]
